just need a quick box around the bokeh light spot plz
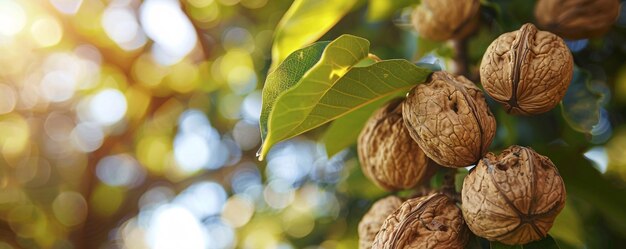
[140,0,197,64]
[96,154,145,187]
[102,6,147,51]
[227,66,257,95]
[70,122,104,152]
[221,195,254,228]
[174,133,211,172]
[30,16,63,47]
[146,205,207,249]
[0,84,17,114]
[90,184,125,217]
[205,219,236,249]
[0,114,30,156]
[174,181,226,219]
[0,1,26,36]
[52,191,88,227]
[40,71,78,102]
[50,0,83,14]
[89,89,128,126]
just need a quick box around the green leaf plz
[490,235,560,249]
[367,0,420,22]
[561,67,608,134]
[415,35,443,59]
[465,236,485,249]
[270,0,357,70]
[260,42,329,140]
[548,145,626,236]
[524,236,561,249]
[550,201,585,248]
[321,93,402,158]
[259,35,432,160]
[455,168,469,192]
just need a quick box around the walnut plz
[411,0,481,41]
[402,71,496,168]
[358,99,436,191]
[535,0,620,40]
[359,196,403,249]
[480,23,574,115]
[372,193,470,249]
[461,146,566,245]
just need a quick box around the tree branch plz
[452,39,469,78]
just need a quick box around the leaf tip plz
[256,139,271,161]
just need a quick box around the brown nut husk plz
[411,0,481,41]
[480,23,574,115]
[535,0,620,40]
[358,99,436,190]
[461,145,566,245]
[402,71,496,168]
[371,193,470,249]
[358,196,403,249]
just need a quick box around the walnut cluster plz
[402,71,496,168]
[355,19,573,248]
[371,193,470,249]
[535,0,620,40]
[358,196,403,249]
[480,23,574,115]
[461,146,566,245]
[358,98,435,190]
[411,0,480,41]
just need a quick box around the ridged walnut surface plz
[371,193,469,249]
[411,0,480,41]
[402,71,496,168]
[461,146,566,245]
[480,23,573,115]
[358,196,403,249]
[535,0,620,40]
[358,99,434,190]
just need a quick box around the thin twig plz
[452,39,469,78]
[442,168,461,202]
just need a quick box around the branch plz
[452,39,469,78]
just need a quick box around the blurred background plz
[1,0,626,248]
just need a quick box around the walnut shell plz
[411,0,481,41]
[535,0,620,40]
[358,99,436,190]
[480,23,574,115]
[461,146,566,245]
[359,196,403,249]
[372,193,470,249]
[402,71,496,168]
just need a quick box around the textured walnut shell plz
[359,196,403,249]
[358,99,436,190]
[402,71,496,168]
[480,23,574,115]
[372,193,470,249]
[535,0,620,40]
[461,146,566,245]
[411,0,481,41]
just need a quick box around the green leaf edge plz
[260,41,330,140]
[259,34,371,160]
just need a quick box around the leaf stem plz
[368,53,382,62]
